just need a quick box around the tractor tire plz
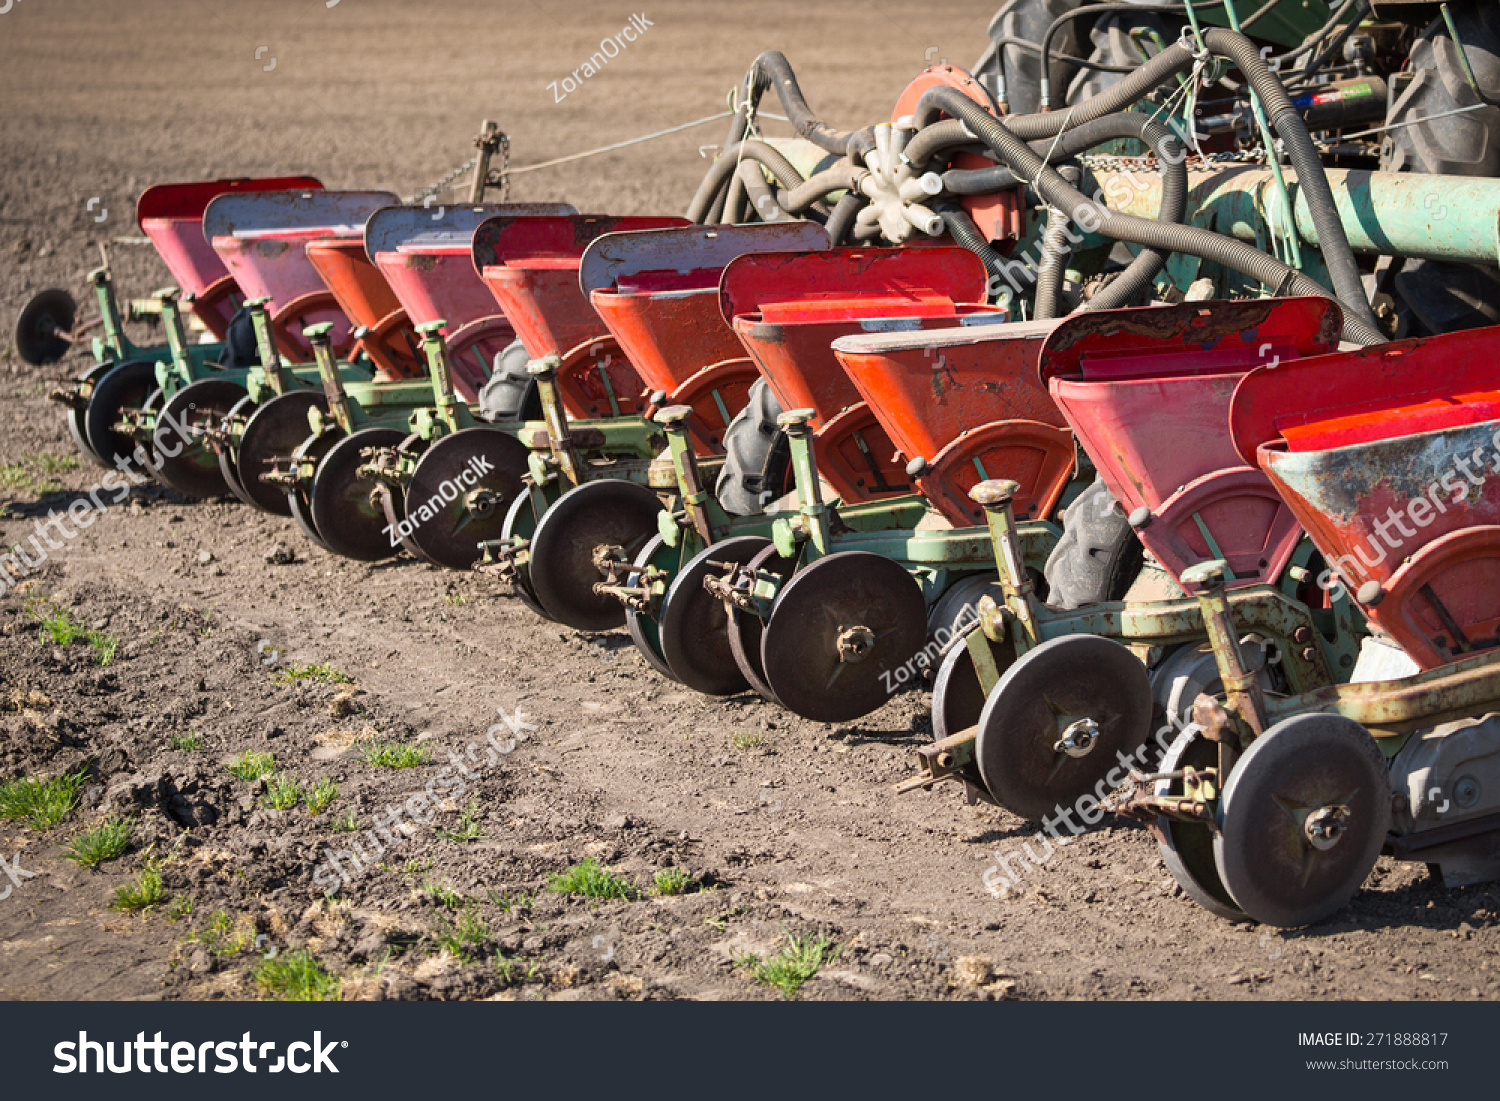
[1042,475,1143,610]
[975,0,1083,116]
[714,378,783,518]
[478,339,541,423]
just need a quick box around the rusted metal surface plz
[138,177,321,337]
[831,318,1071,526]
[722,247,993,505]
[578,222,828,298]
[1042,299,1340,590]
[473,213,688,356]
[1232,323,1500,668]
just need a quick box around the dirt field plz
[1,0,1497,1002]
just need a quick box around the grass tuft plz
[652,866,695,896]
[433,906,490,962]
[436,798,482,843]
[255,950,341,1001]
[273,662,352,686]
[195,910,255,956]
[546,858,637,902]
[329,810,359,833]
[168,730,202,751]
[260,774,301,810]
[64,817,134,869]
[0,766,89,830]
[306,778,339,816]
[25,601,118,665]
[110,863,165,913]
[734,932,839,1000]
[225,751,275,781]
[360,739,432,769]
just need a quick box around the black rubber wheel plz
[1042,476,1143,610]
[624,534,679,680]
[1156,727,1247,921]
[529,479,665,631]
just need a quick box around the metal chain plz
[406,155,478,205]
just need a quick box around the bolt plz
[968,479,1019,509]
[1455,775,1481,809]
[1053,718,1098,758]
[836,625,875,663]
[1304,804,1350,850]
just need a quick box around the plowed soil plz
[1,0,1497,1002]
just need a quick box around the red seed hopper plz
[1041,298,1343,590]
[472,213,688,418]
[136,176,322,339]
[305,236,423,381]
[831,315,1069,526]
[1231,322,1500,668]
[366,203,575,401]
[721,246,1003,504]
[204,188,397,361]
[581,222,829,451]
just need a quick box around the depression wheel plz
[287,430,343,552]
[624,534,678,680]
[84,358,157,470]
[1214,713,1391,928]
[659,536,769,696]
[498,484,559,620]
[235,390,329,516]
[974,634,1152,822]
[150,378,246,499]
[1156,726,1246,921]
[308,426,407,561]
[726,542,798,705]
[403,428,531,570]
[759,550,927,723]
[67,362,116,467]
[528,479,665,631]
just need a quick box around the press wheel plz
[150,378,246,498]
[68,362,115,467]
[236,390,328,516]
[217,394,259,505]
[624,534,678,680]
[498,484,558,620]
[974,634,1152,822]
[1214,713,1391,928]
[288,430,342,552]
[403,428,531,570]
[308,426,407,561]
[378,434,432,561]
[760,550,927,723]
[83,358,157,470]
[528,479,665,631]
[1156,727,1246,921]
[726,542,798,705]
[932,627,1014,743]
[659,536,769,696]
